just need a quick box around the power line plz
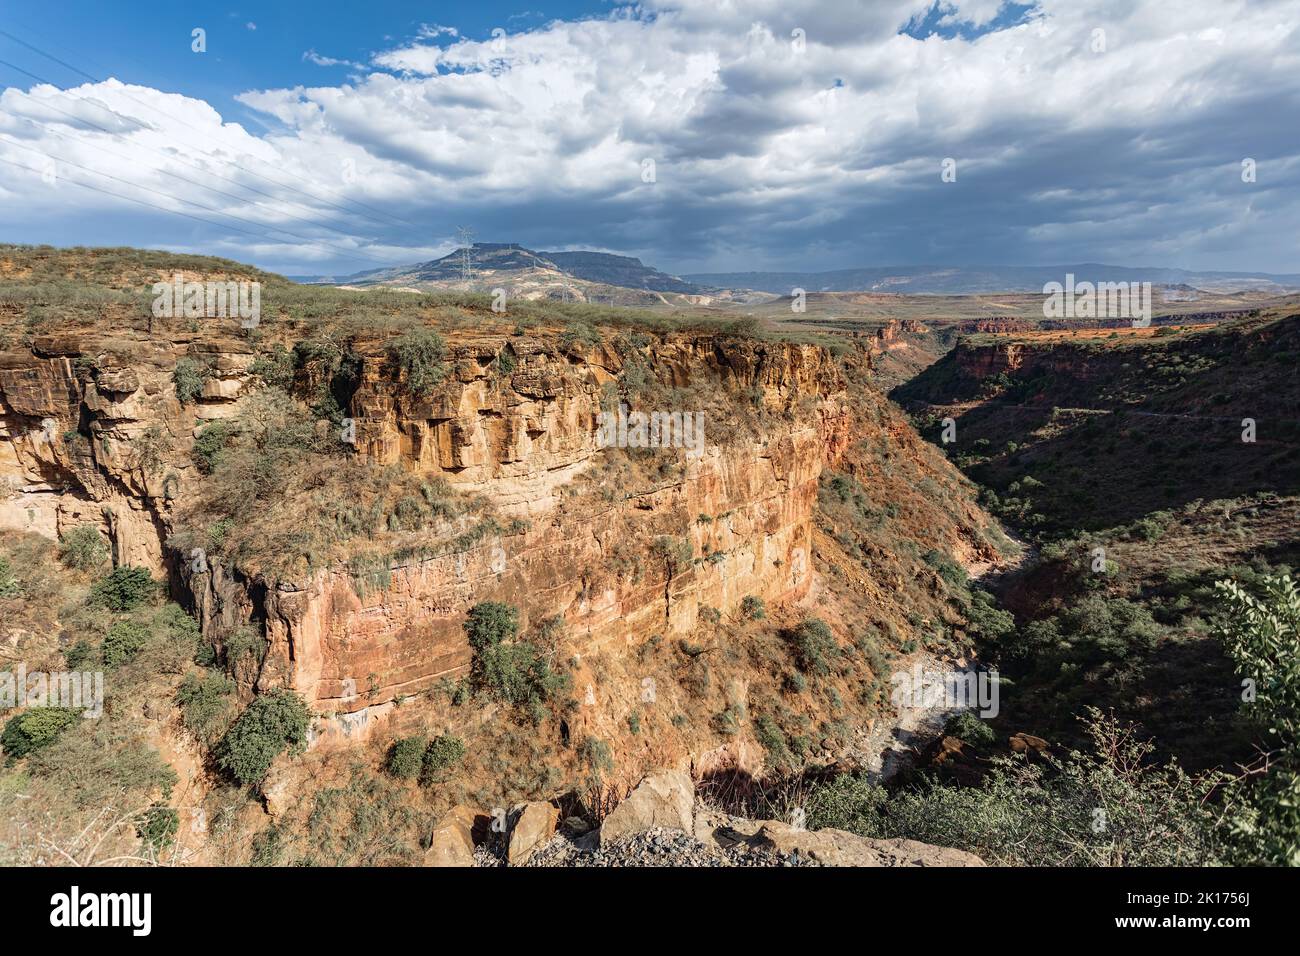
[0,153,394,269]
[0,27,419,230]
[0,135,400,267]
[14,116,394,252]
[0,55,404,246]
[0,153,295,245]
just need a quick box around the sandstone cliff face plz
[948,338,1123,389]
[0,326,857,747]
[0,334,247,571]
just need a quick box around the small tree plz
[388,329,448,396]
[420,734,466,785]
[218,690,310,787]
[102,619,149,667]
[1215,574,1300,865]
[89,566,157,611]
[789,617,839,676]
[58,525,109,571]
[136,803,179,853]
[463,602,568,721]
[173,358,209,405]
[385,736,426,780]
[1,708,80,762]
[464,601,519,651]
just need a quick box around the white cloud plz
[303,50,366,69]
[1,0,1297,274]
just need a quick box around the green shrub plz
[1016,595,1160,672]
[420,734,466,785]
[944,711,996,748]
[173,358,209,405]
[807,711,1223,866]
[249,345,295,390]
[218,689,310,787]
[388,328,448,395]
[754,715,794,770]
[923,549,968,590]
[463,602,568,721]
[64,638,98,670]
[176,670,237,746]
[192,422,232,475]
[558,321,601,352]
[57,525,109,571]
[578,736,613,774]
[1,708,80,761]
[788,617,839,675]
[805,771,888,833]
[964,587,1015,644]
[136,803,179,852]
[464,601,519,650]
[102,619,149,667]
[385,736,426,780]
[1214,574,1300,865]
[89,565,156,611]
[0,556,20,598]
[741,595,766,620]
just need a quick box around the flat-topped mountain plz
[294,243,748,307]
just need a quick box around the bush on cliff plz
[388,328,448,396]
[420,734,466,785]
[1,708,80,763]
[788,617,839,676]
[88,565,156,612]
[173,358,209,405]
[57,525,109,571]
[464,602,570,722]
[385,736,426,780]
[176,670,237,747]
[219,689,310,787]
[102,619,149,667]
[192,422,232,475]
[0,559,18,599]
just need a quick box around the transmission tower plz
[456,225,475,283]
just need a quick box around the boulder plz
[600,769,694,845]
[751,821,985,867]
[260,763,299,819]
[427,805,485,867]
[1009,732,1050,755]
[507,801,560,866]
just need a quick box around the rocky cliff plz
[0,321,857,747]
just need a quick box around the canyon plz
[1,306,933,760]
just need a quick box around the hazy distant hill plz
[291,243,736,305]
[683,264,1300,296]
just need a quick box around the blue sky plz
[0,1,1297,277]
[1,2,610,132]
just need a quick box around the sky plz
[0,0,1297,277]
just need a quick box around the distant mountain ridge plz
[294,243,713,297]
[682,264,1300,296]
